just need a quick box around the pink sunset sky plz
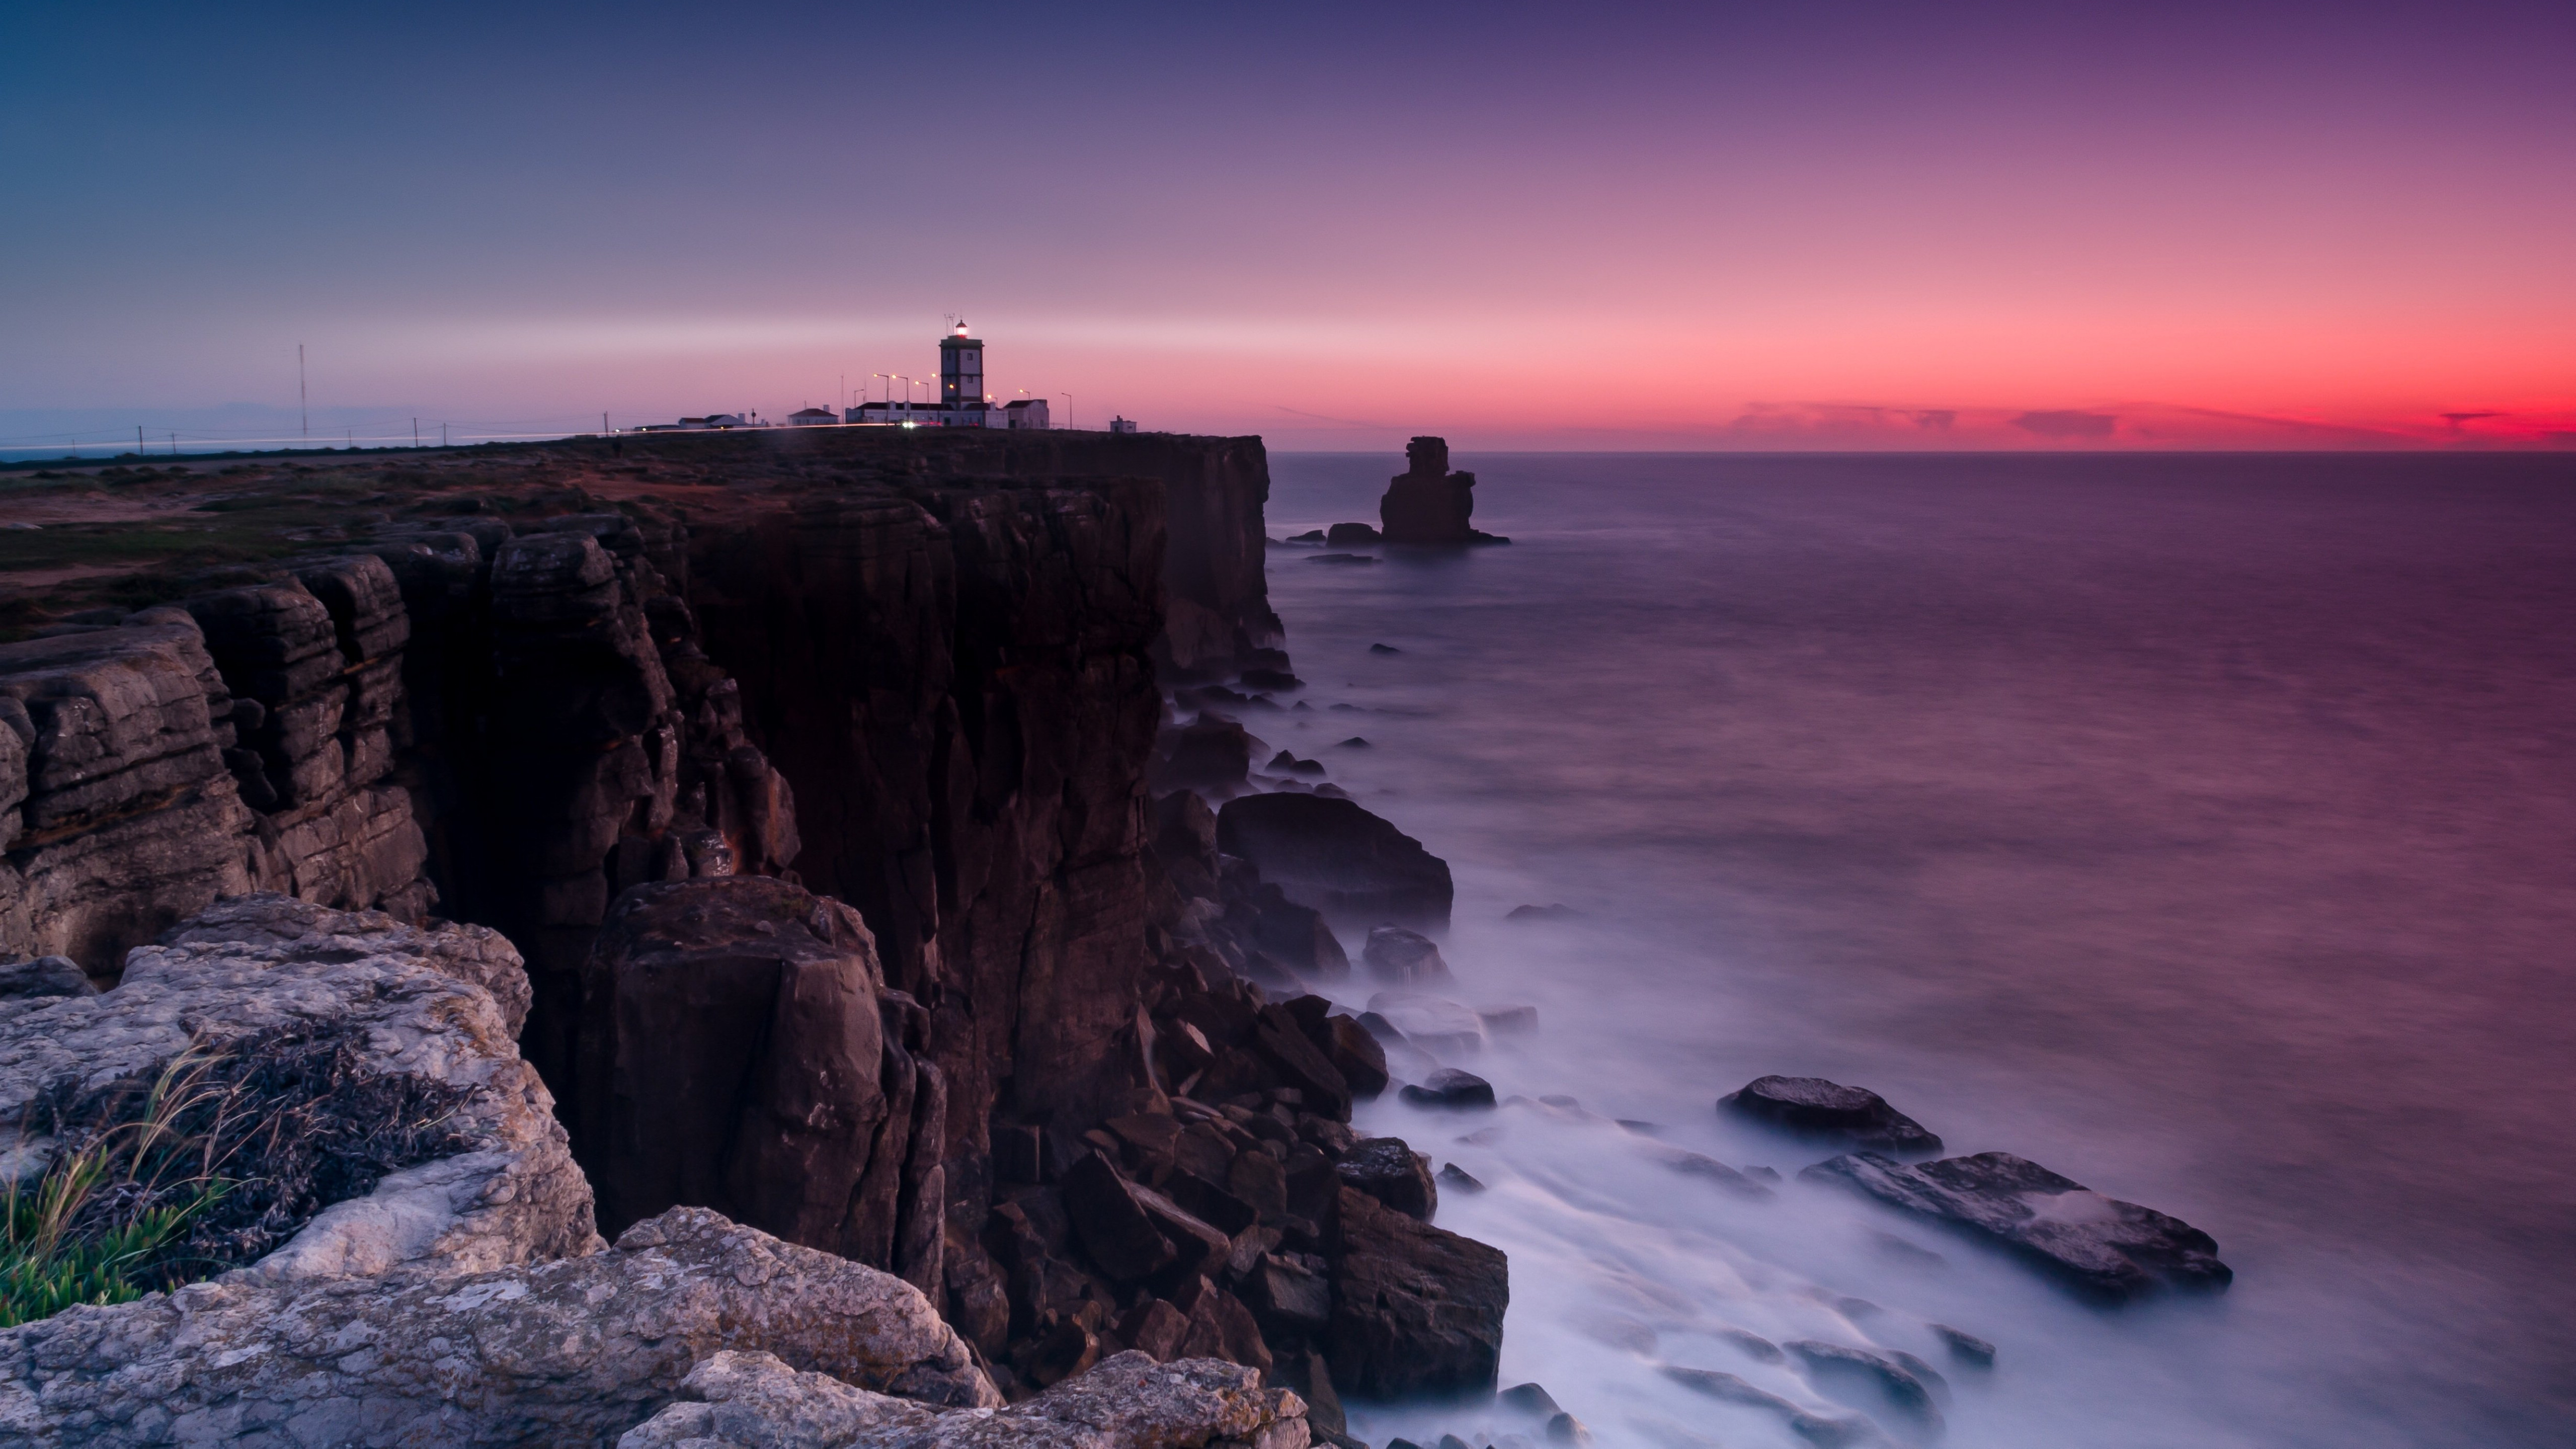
[4,1,2570,451]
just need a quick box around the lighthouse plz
[939,320,985,422]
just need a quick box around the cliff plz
[0,429,1495,1436]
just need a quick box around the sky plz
[3,0,2572,452]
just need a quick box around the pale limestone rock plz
[619,1349,1306,1449]
[0,1208,995,1447]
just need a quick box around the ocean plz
[1251,451,2576,1448]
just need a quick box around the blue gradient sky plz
[5,1,2571,450]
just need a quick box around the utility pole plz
[299,344,308,439]
[137,425,145,453]
[414,418,420,447]
[603,411,609,436]
[441,423,448,447]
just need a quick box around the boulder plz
[1930,1324,1996,1367]
[1336,1139,1437,1221]
[1325,522,1382,546]
[618,1349,1306,1449]
[0,895,588,1283]
[1217,794,1453,929]
[1361,926,1450,985]
[1400,1068,1496,1111]
[1159,717,1259,796]
[1720,1075,1943,1157]
[1326,1187,1508,1399]
[1437,1163,1486,1194]
[1801,1151,2232,1302]
[1364,992,1486,1055]
[576,878,917,1262]
[1061,1151,1180,1282]
[1309,1016,1390,1099]
[0,1207,997,1447]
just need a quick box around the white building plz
[846,323,1050,429]
[787,408,836,427]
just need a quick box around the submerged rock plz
[1802,1151,2232,1302]
[1787,1339,1943,1433]
[1720,1075,1943,1157]
[1362,925,1450,984]
[1929,1323,1997,1367]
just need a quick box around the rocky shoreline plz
[0,429,2229,1446]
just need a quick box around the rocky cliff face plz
[0,429,1493,1433]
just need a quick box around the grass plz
[1,1053,236,1327]
[0,1028,477,1326]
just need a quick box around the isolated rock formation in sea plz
[1803,1150,2232,1301]
[1377,436,1506,546]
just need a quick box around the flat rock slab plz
[1802,1151,2231,1302]
[1721,1076,1943,1157]
[0,1207,996,1448]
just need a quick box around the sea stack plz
[1379,436,1507,545]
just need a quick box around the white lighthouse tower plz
[939,320,986,425]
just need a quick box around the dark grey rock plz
[1362,926,1450,985]
[1720,1075,1943,1157]
[1802,1151,2232,1302]
[1437,1163,1486,1193]
[1929,1323,1996,1367]
[1337,1138,1437,1221]
[0,956,91,1000]
[1218,793,1453,929]
[1327,1187,1507,1400]
[1400,1068,1496,1110]
[1787,1340,1942,1431]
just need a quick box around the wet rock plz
[1930,1323,1996,1367]
[1369,643,1401,654]
[1336,736,1371,748]
[1326,522,1383,546]
[1477,1004,1539,1035]
[1500,1383,1562,1416]
[1720,1075,1943,1157]
[1802,1151,2232,1301]
[1366,992,1486,1055]
[1717,1327,1785,1363]
[1787,1340,1942,1432]
[1337,1138,1438,1221]
[1218,793,1454,929]
[1504,904,1583,922]
[1362,926,1451,985]
[1267,750,1329,778]
[1245,1252,1334,1336]
[1659,1367,1876,1447]
[1547,1412,1593,1446]
[1437,1163,1486,1193]
[1326,1187,1508,1399]
[1400,1068,1496,1110]
[1657,1149,1776,1200]
[1307,1014,1390,1099]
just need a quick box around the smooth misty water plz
[1249,453,2576,1449]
